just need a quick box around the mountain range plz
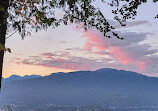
[1,68,158,109]
[2,75,42,83]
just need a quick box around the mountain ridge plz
[2,74,42,83]
[2,68,156,83]
[1,68,158,107]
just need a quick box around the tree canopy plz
[1,0,158,41]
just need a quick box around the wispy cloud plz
[11,20,158,76]
[109,20,150,29]
[79,27,158,73]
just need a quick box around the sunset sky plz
[3,1,158,78]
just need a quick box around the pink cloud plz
[37,60,89,71]
[83,30,108,52]
[46,56,54,59]
[12,58,21,60]
[10,58,22,64]
[56,58,64,62]
[32,16,37,25]
[109,46,134,65]
[138,62,146,71]
[80,29,148,72]
[17,55,90,71]
[85,41,93,51]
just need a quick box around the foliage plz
[0,0,157,41]
[111,0,158,22]
[0,0,158,42]
[1,0,116,40]
[0,43,11,53]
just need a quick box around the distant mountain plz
[2,75,42,83]
[1,68,158,108]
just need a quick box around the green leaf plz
[0,43,6,51]
[0,43,11,53]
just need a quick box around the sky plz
[3,1,158,78]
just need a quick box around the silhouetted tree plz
[0,0,157,89]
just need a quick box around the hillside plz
[1,68,158,108]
